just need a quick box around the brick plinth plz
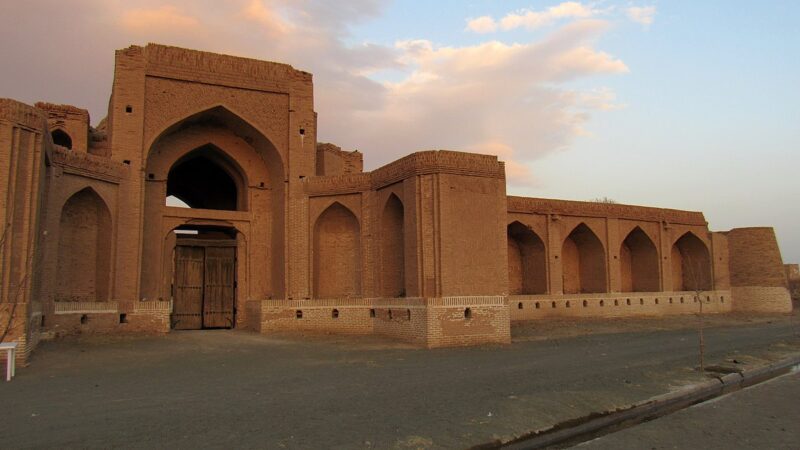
[248,296,511,348]
[731,287,792,313]
[510,291,732,320]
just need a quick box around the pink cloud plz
[0,0,628,189]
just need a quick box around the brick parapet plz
[510,290,732,320]
[248,296,510,347]
[0,98,49,130]
[730,286,792,313]
[51,147,129,182]
[34,102,90,121]
[305,150,506,196]
[138,44,310,95]
[507,196,707,226]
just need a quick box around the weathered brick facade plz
[0,44,792,362]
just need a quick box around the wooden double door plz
[172,240,236,330]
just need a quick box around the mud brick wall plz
[727,227,792,312]
[425,297,511,348]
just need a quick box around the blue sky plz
[350,1,800,262]
[0,0,797,261]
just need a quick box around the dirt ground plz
[1,311,799,449]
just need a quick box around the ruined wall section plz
[35,102,90,153]
[727,227,792,312]
[316,143,363,176]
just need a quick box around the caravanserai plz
[0,44,792,361]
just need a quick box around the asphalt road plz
[578,370,800,449]
[1,317,798,449]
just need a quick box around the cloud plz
[321,19,628,186]
[241,0,293,35]
[466,2,598,34]
[626,6,656,26]
[120,5,199,31]
[501,2,596,30]
[465,16,497,34]
[0,0,627,188]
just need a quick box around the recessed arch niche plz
[562,223,607,294]
[507,221,547,295]
[313,202,362,298]
[671,232,712,291]
[55,188,112,302]
[141,105,286,302]
[620,227,660,292]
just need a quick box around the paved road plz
[0,318,798,449]
[578,370,800,449]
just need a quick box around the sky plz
[1,1,798,262]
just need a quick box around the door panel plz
[173,246,205,330]
[203,246,236,328]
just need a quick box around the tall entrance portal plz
[172,228,237,330]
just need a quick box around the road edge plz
[487,353,800,449]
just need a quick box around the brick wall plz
[786,264,800,301]
[44,301,170,337]
[727,227,792,312]
[249,296,510,348]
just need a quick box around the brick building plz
[0,44,793,362]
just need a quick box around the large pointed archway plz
[141,106,286,319]
[166,144,246,211]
